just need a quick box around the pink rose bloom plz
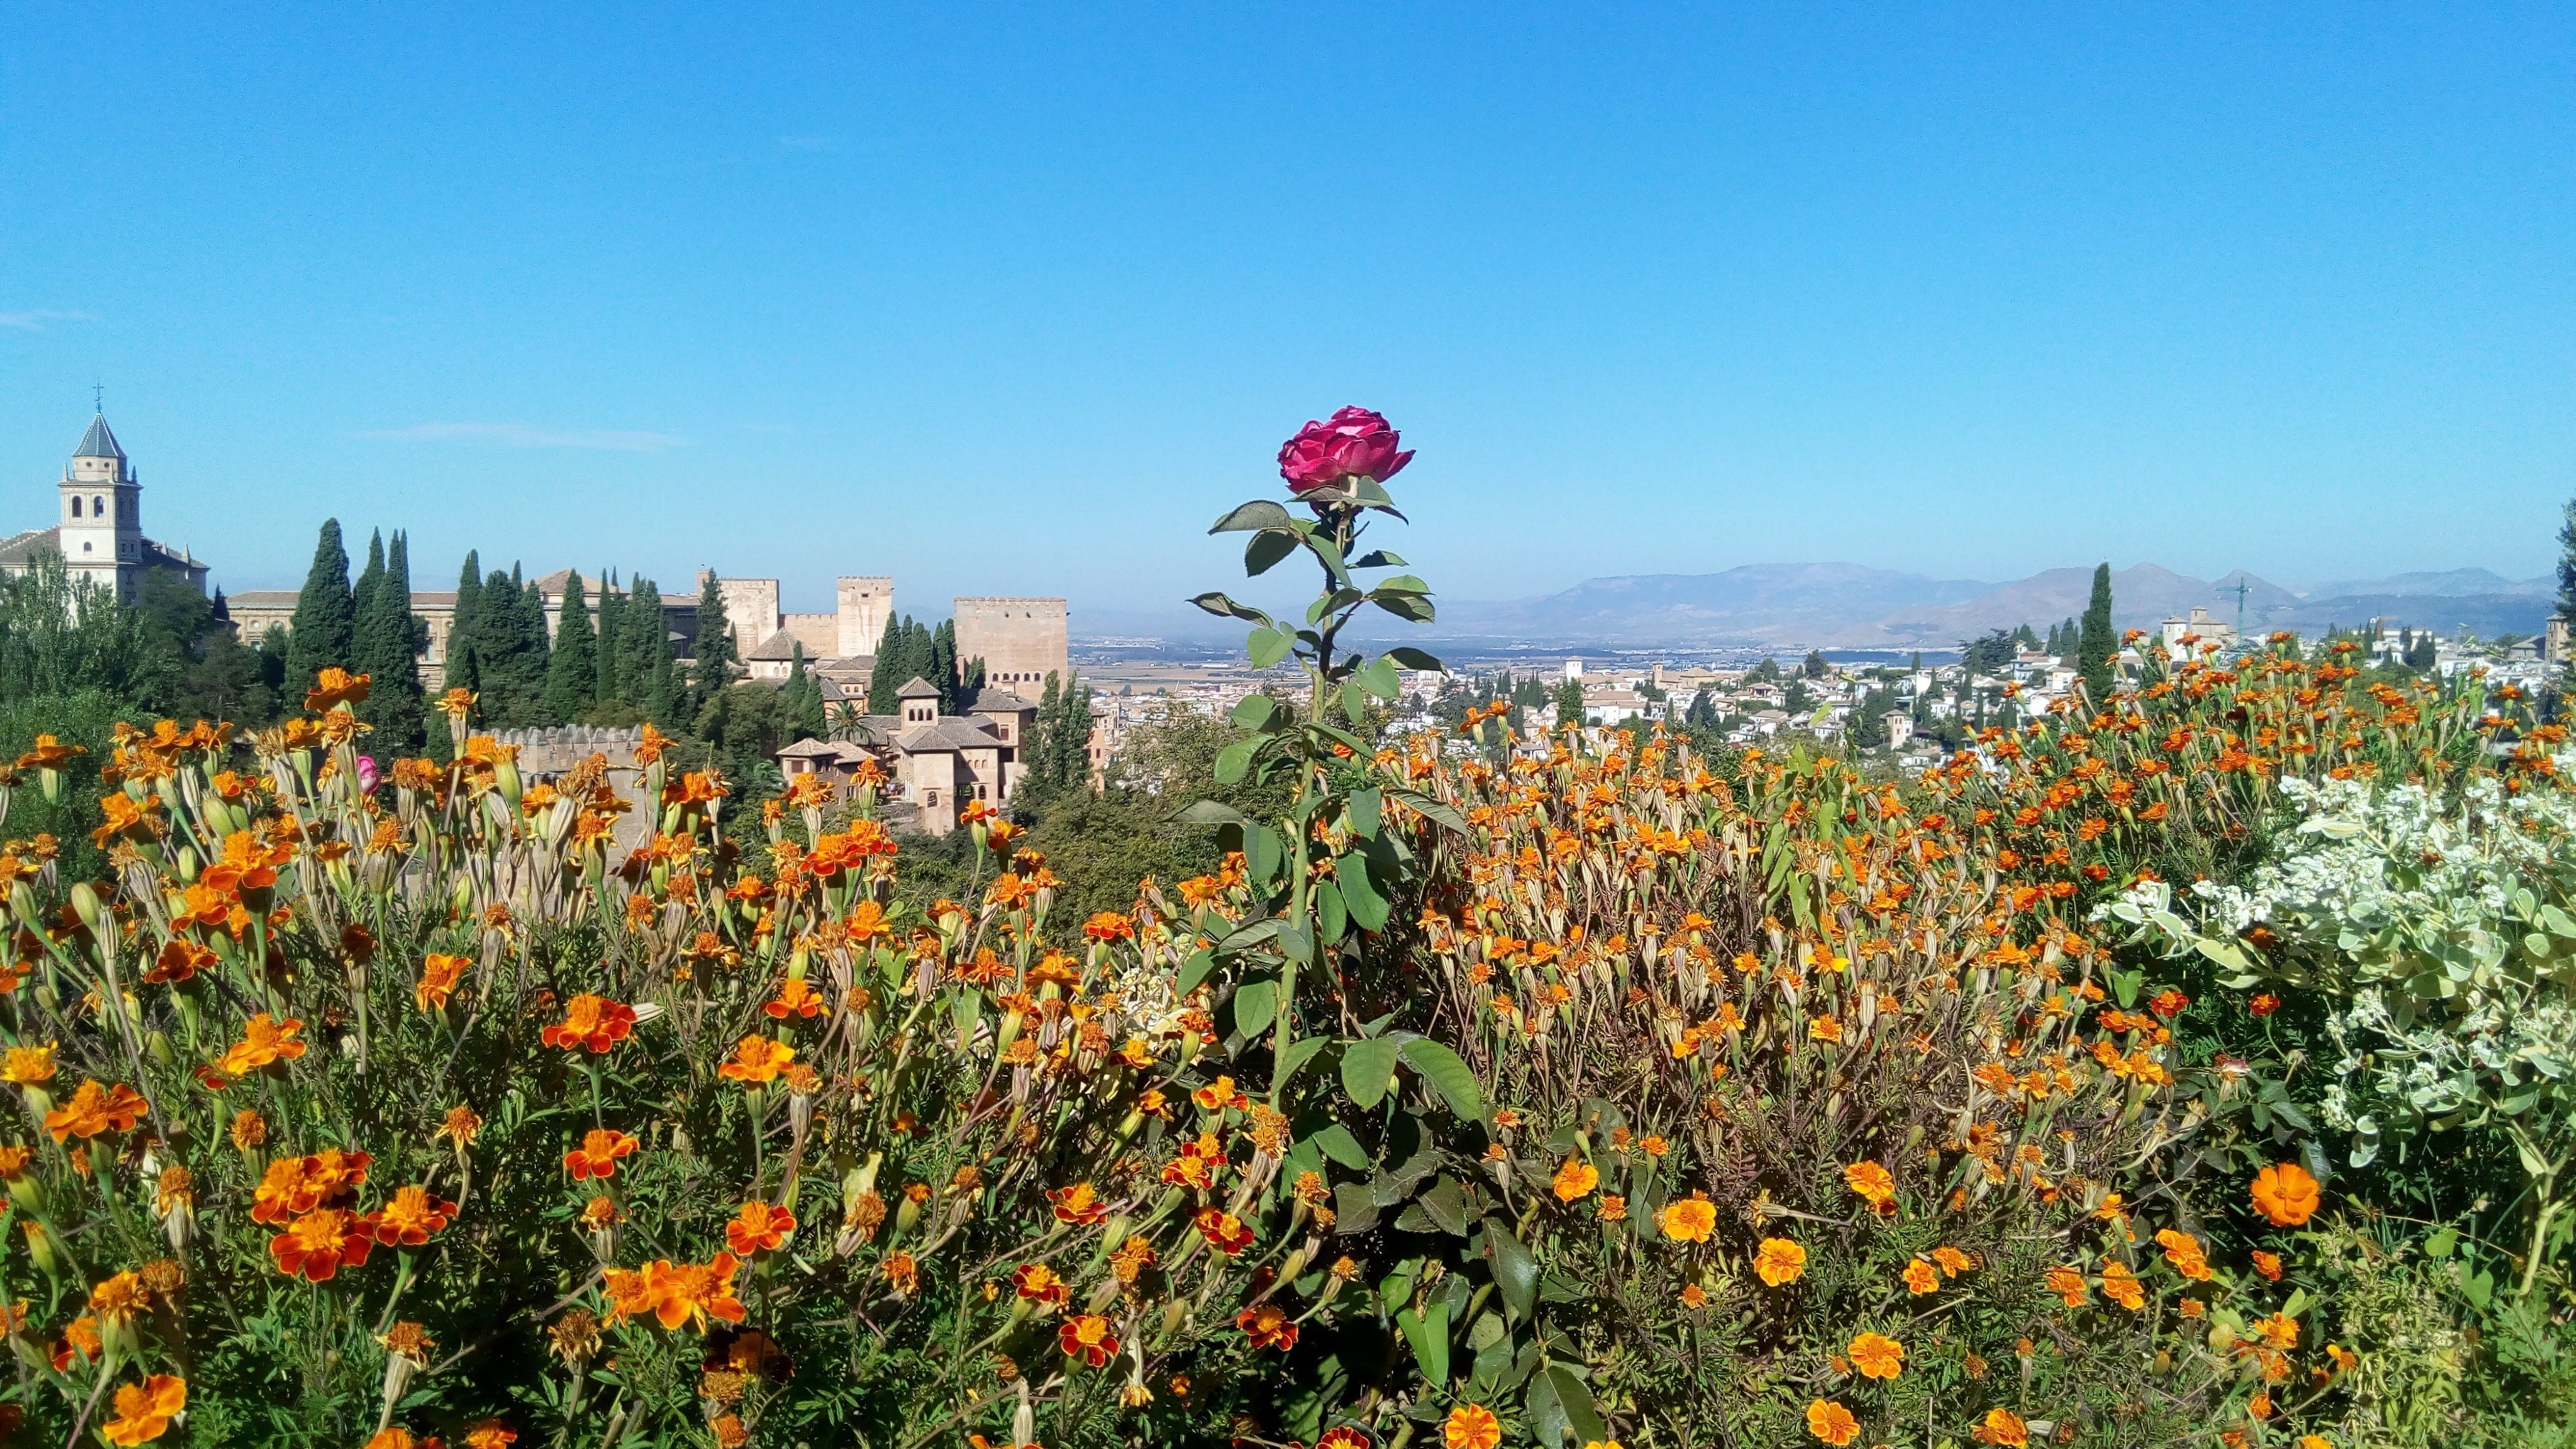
[1277,407,1413,495]
[355,755,380,794]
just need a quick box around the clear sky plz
[3,4,2569,622]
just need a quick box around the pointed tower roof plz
[74,413,125,462]
[896,676,942,699]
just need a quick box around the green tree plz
[547,571,598,724]
[866,612,905,713]
[284,519,354,694]
[691,572,740,712]
[594,572,627,705]
[356,530,426,751]
[2078,562,2116,701]
[1554,678,1585,726]
[625,577,679,723]
[446,551,485,701]
[0,553,178,709]
[1802,650,1830,679]
[930,619,959,708]
[2557,498,2576,625]
[784,643,826,741]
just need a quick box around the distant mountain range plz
[1077,564,2557,652]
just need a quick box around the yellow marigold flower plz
[1846,1331,1904,1380]
[717,1035,794,1085]
[1904,1258,1940,1294]
[1552,1158,1599,1202]
[2250,1162,2320,1227]
[1804,1397,1859,1445]
[1843,1160,1894,1207]
[1972,1407,2029,1446]
[1658,1195,1716,1243]
[1753,1236,1806,1287]
[2100,1258,2145,1310]
[103,1374,186,1446]
[1,1041,56,1085]
[1931,1245,1973,1277]
[1444,1403,1502,1449]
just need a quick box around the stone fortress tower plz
[952,597,1069,690]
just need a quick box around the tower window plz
[94,497,106,518]
[69,497,80,518]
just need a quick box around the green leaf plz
[1248,824,1285,887]
[1232,691,1282,728]
[1214,738,1258,785]
[1351,548,1408,568]
[1385,645,1443,671]
[1524,1367,1567,1446]
[1233,977,1279,1038]
[1400,1038,1485,1119]
[1246,627,1294,669]
[1190,591,1272,623]
[1175,799,1249,829]
[1392,789,1470,835]
[1373,574,1431,595]
[1245,529,1301,577]
[1309,1123,1370,1170]
[1544,1365,1606,1445]
[1210,499,1294,533]
[1279,1033,1331,1085]
[1338,853,1392,932]
[1341,1036,1403,1111]
[1360,654,1402,699]
[1177,948,1217,994]
[1396,1299,1450,1389]
[1420,1175,1470,1235]
[1373,591,1436,624]
[1349,787,1383,840]
[1341,679,1368,727]
[1486,1229,1538,1321]
[1318,879,1348,943]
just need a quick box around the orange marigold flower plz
[602,1253,748,1332]
[1,1041,57,1084]
[2155,1228,2213,1281]
[1904,1258,1940,1294]
[2250,1250,2284,1282]
[2250,1162,2321,1227]
[564,1128,638,1181]
[726,1201,796,1256]
[1972,1407,2029,1447]
[1194,1207,1255,1256]
[1931,1245,1974,1277]
[103,1374,186,1446]
[1805,1397,1860,1445]
[1444,1404,1502,1449]
[1013,1262,1070,1307]
[372,1185,458,1246]
[1058,1313,1118,1367]
[465,1421,519,1449]
[416,954,469,1011]
[1553,1158,1600,1202]
[541,994,638,1053]
[1191,1075,1248,1112]
[2043,1264,2089,1306]
[1318,1430,1371,1449]
[2100,1258,2146,1310]
[1754,1236,1807,1286]
[2252,1311,2300,1350]
[1237,1302,1298,1351]
[762,976,824,1020]
[717,1035,794,1085]
[1048,1182,1109,1226]
[269,1207,377,1282]
[214,1013,308,1078]
[44,1079,148,1143]
[1847,1331,1904,1380]
[1843,1160,1895,1207]
[1659,1194,1717,1243]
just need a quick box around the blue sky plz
[2,4,2569,623]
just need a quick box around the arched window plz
[93,496,106,519]
[68,497,80,518]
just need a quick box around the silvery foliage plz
[2102,760,2576,1170]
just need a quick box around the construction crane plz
[2217,576,2253,643]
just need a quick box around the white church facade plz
[0,411,209,602]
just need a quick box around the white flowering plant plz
[2105,758,2576,1295]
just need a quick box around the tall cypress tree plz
[352,531,386,647]
[784,643,825,741]
[930,619,958,709]
[867,613,904,713]
[625,577,676,723]
[547,571,597,724]
[358,531,426,751]
[595,572,627,705]
[691,572,740,706]
[447,551,484,699]
[1030,672,1063,788]
[285,519,355,697]
[2077,562,2116,701]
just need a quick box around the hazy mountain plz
[1435,564,1989,643]
[1074,562,2557,654]
[2297,569,2548,599]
